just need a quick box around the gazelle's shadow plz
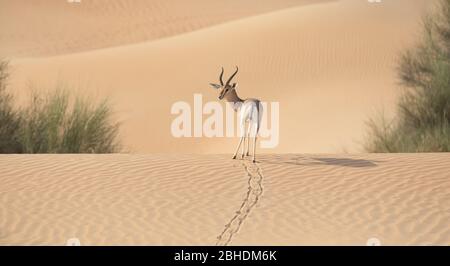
[259,155,381,168]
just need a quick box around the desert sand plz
[0,154,449,245]
[0,0,436,153]
[1,0,448,247]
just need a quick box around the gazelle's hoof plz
[252,159,256,163]
[232,155,237,160]
[241,154,245,159]
[246,153,250,157]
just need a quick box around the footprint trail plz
[216,160,264,246]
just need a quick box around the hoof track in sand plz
[216,161,264,246]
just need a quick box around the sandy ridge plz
[0,0,330,58]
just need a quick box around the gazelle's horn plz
[225,66,238,87]
[219,67,224,86]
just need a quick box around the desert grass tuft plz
[19,89,121,153]
[365,0,450,152]
[0,61,22,153]
[0,61,121,153]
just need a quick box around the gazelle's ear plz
[209,83,221,89]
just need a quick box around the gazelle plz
[210,66,262,163]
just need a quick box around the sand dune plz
[4,0,435,154]
[1,0,447,248]
[0,154,449,245]
[0,0,327,57]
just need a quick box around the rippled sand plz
[0,154,449,245]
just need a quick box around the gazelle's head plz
[209,66,239,100]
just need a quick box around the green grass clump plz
[0,61,22,153]
[365,0,450,152]
[20,90,121,153]
[0,61,121,154]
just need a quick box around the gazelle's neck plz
[224,89,243,111]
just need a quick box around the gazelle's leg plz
[246,129,251,156]
[232,136,244,160]
[241,135,246,159]
[241,130,246,159]
[252,135,257,163]
[242,123,252,159]
[233,123,246,160]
